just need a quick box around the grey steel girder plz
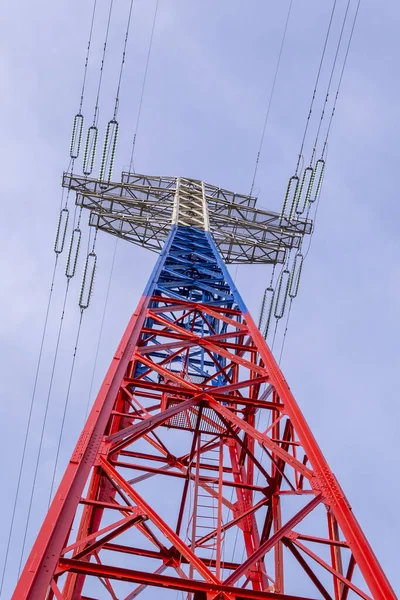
[62,172,312,265]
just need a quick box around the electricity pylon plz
[13,172,395,599]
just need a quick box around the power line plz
[48,309,85,505]
[93,0,115,127]
[17,279,71,575]
[294,0,338,175]
[322,0,362,159]
[129,0,159,173]
[84,236,119,421]
[309,0,352,166]
[0,257,58,596]
[112,0,136,119]
[249,0,293,196]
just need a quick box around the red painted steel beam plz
[109,458,266,491]
[225,495,323,586]
[290,539,372,600]
[99,458,220,585]
[102,542,241,570]
[57,558,320,600]
[283,540,333,600]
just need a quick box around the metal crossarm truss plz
[62,172,313,264]
[14,225,395,600]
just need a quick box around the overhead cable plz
[249,0,294,196]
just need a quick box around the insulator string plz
[54,208,69,254]
[82,125,98,176]
[80,252,97,310]
[295,167,314,215]
[277,144,329,363]
[65,227,82,279]
[289,252,304,298]
[249,0,293,196]
[129,0,159,172]
[99,118,119,182]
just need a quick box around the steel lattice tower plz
[13,172,396,599]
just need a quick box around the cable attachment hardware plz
[54,209,69,254]
[99,119,119,182]
[65,228,82,279]
[296,167,314,215]
[281,176,299,222]
[70,113,84,159]
[289,253,303,299]
[310,159,325,202]
[79,252,97,309]
[274,269,290,319]
[83,125,98,176]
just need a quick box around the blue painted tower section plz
[137,225,249,388]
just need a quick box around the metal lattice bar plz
[62,171,312,264]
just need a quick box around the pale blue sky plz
[0,0,399,597]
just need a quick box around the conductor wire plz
[112,0,136,119]
[129,0,159,172]
[93,0,115,126]
[84,236,119,421]
[278,145,328,364]
[17,279,71,575]
[294,0,337,175]
[78,0,98,115]
[0,258,59,596]
[309,0,351,166]
[48,308,85,505]
[321,0,361,159]
[249,0,293,196]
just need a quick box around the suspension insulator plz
[296,167,314,215]
[65,228,82,279]
[258,287,268,328]
[79,252,97,309]
[310,158,325,202]
[274,269,290,319]
[70,113,84,159]
[289,253,303,299]
[99,119,119,182]
[281,176,299,222]
[260,287,275,339]
[54,208,69,254]
[259,286,273,327]
[83,125,98,176]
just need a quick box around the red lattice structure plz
[13,202,395,599]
